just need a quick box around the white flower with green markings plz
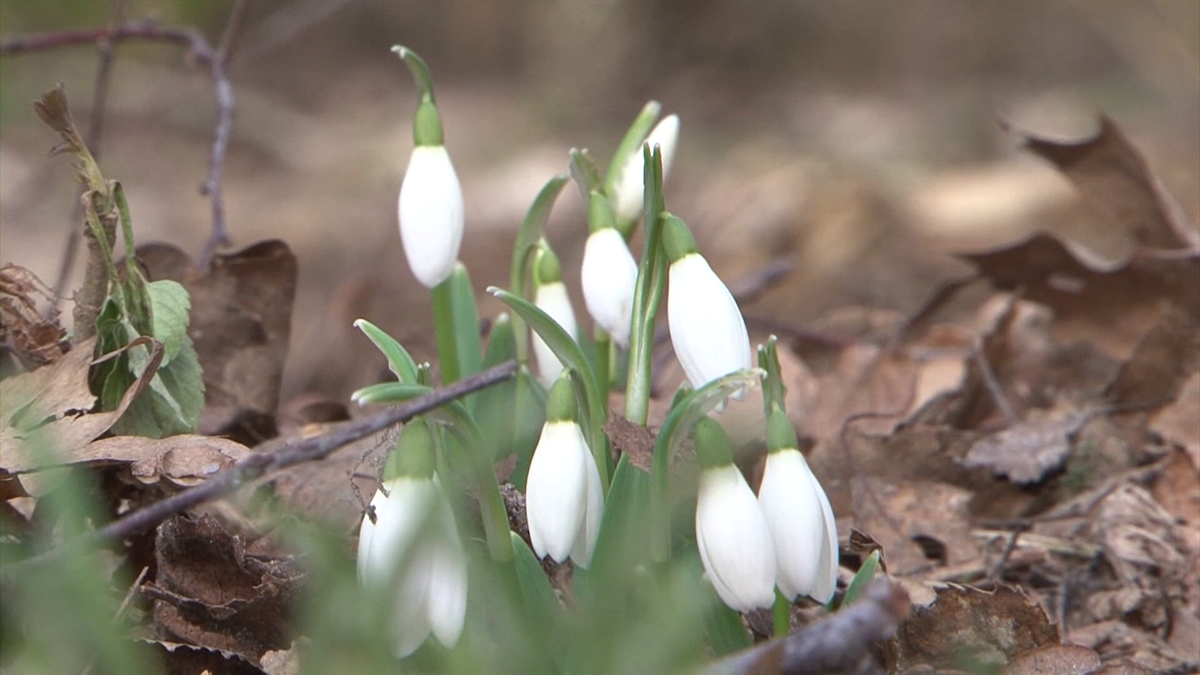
[580,192,638,346]
[524,373,604,567]
[357,420,467,657]
[692,417,776,612]
[757,409,839,603]
[531,245,579,389]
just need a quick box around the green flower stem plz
[510,175,570,364]
[594,326,611,400]
[773,590,791,637]
[431,278,461,385]
[623,147,667,425]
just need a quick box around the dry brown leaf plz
[1105,307,1200,410]
[1151,372,1200,470]
[1000,643,1101,675]
[1,336,163,475]
[1018,116,1200,253]
[78,434,251,486]
[137,240,297,443]
[961,407,1094,485]
[0,263,67,365]
[888,583,1058,672]
[849,477,981,577]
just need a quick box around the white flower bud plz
[667,253,751,389]
[758,449,839,602]
[398,145,464,288]
[580,228,639,347]
[695,464,777,612]
[532,281,578,389]
[525,420,604,567]
[612,114,680,223]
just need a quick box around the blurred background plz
[2,0,1197,403]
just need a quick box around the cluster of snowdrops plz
[352,47,839,659]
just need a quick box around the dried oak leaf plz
[152,513,298,664]
[79,434,250,486]
[136,241,297,444]
[888,583,1058,672]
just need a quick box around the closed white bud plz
[525,420,604,567]
[398,145,464,288]
[667,253,751,389]
[532,281,578,389]
[612,114,680,223]
[758,449,839,603]
[695,464,777,612]
[580,228,639,347]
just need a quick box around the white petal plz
[569,445,605,568]
[694,465,776,612]
[525,421,589,562]
[667,254,751,389]
[580,228,639,347]
[426,492,468,647]
[808,467,840,604]
[532,281,578,389]
[758,450,833,601]
[356,486,392,584]
[399,145,464,288]
[612,114,682,223]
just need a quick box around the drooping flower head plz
[663,215,752,390]
[611,113,680,229]
[692,416,776,612]
[580,191,638,347]
[531,243,578,389]
[394,46,464,289]
[524,372,604,567]
[757,409,839,603]
[357,419,467,657]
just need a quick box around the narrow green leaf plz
[509,366,547,491]
[840,550,881,609]
[624,149,667,425]
[489,287,608,487]
[477,315,518,459]
[510,175,569,363]
[511,532,561,624]
[588,455,651,578]
[146,280,190,365]
[351,381,432,406]
[568,148,603,203]
[705,600,752,655]
[447,263,483,383]
[757,335,786,416]
[354,319,420,383]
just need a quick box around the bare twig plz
[701,578,910,675]
[2,10,242,271]
[972,336,1018,424]
[2,360,518,576]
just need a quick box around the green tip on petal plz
[385,419,437,480]
[533,243,563,286]
[587,190,617,234]
[661,213,697,262]
[693,416,734,468]
[766,408,799,454]
[545,371,577,423]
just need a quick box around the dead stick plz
[701,578,910,675]
[2,360,518,575]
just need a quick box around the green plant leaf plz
[757,335,786,416]
[477,315,518,459]
[448,263,483,387]
[146,279,190,365]
[704,599,752,656]
[840,549,881,609]
[510,175,569,362]
[509,366,547,491]
[488,287,608,487]
[354,319,420,383]
[624,149,668,425]
[588,454,651,579]
[110,337,203,438]
[511,531,562,624]
[351,381,432,406]
[603,100,661,198]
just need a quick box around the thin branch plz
[2,360,518,576]
[0,21,213,60]
[702,579,911,675]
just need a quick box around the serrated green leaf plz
[841,549,881,609]
[146,279,190,365]
[353,319,419,383]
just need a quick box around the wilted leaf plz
[889,584,1058,672]
[1016,115,1200,252]
[961,407,1094,485]
[0,263,67,366]
[1,336,97,435]
[850,477,982,577]
[77,434,250,486]
[1001,643,1101,675]
[1105,307,1200,409]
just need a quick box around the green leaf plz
[510,175,569,362]
[146,279,190,365]
[511,532,561,625]
[488,287,608,487]
[448,263,483,384]
[354,319,420,383]
[351,381,432,406]
[757,335,786,416]
[704,599,752,656]
[508,366,547,491]
[649,369,764,562]
[110,337,203,437]
[624,149,668,425]
[477,315,518,459]
[588,455,651,578]
[840,549,881,609]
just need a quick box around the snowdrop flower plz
[693,417,776,612]
[580,192,638,346]
[757,409,839,603]
[525,373,604,567]
[531,244,579,389]
[394,46,464,289]
[357,420,467,657]
[611,113,680,225]
[664,215,752,389]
